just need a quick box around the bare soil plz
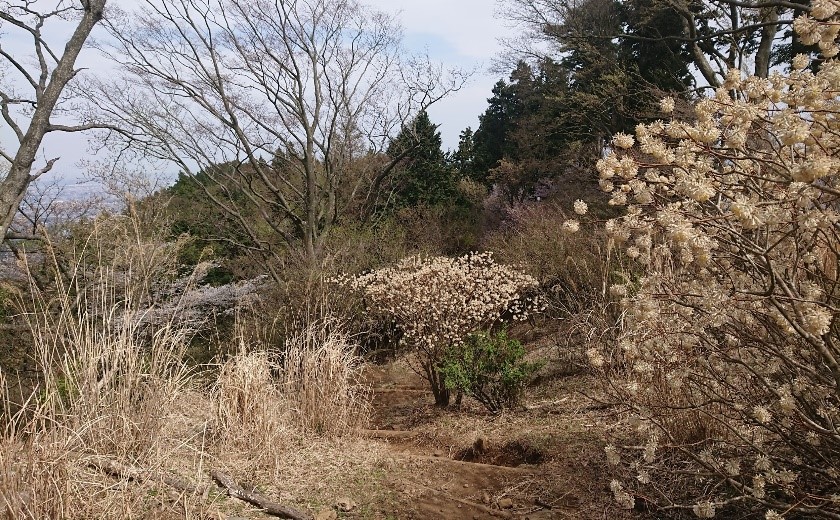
[344,356,636,520]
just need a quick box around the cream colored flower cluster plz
[342,252,539,355]
[587,7,840,518]
[794,0,840,57]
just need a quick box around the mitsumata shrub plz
[572,4,840,518]
[339,252,540,406]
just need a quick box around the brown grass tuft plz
[214,346,288,456]
[279,321,370,437]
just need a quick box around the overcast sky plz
[3,0,516,186]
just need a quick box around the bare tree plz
[0,0,107,243]
[12,177,103,237]
[88,0,464,274]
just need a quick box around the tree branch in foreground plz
[211,469,313,520]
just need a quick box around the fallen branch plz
[86,455,205,495]
[410,454,534,473]
[85,456,229,518]
[361,429,416,439]
[446,495,512,519]
[210,469,312,520]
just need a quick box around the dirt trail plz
[360,360,631,519]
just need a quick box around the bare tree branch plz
[89,0,465,266]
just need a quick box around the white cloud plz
[365,0,514,148]
[428,79,496,149]
[366,0,513,60]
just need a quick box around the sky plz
[365,0,517,149]
[1,0,518,187]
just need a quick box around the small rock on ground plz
[336,497,357,512]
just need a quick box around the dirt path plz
[358,359,633,519]
[102,354,636,520]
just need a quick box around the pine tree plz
[451,127,475,177]
[386,111,457,208]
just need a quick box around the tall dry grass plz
[483,201,626,372]
[214,342,288,458]
[0,213,375,519]
[279,321,370,435]
[210,319,371,490]
[214,319,369,446]
[26,217,193,460]
[0,214,195,519]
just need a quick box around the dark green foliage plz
[450,127,476,178]
[167,171,246,261]
[159,168,272,282]
[470,78,521,185]
[619,0,695,93]
[380,111,483,253]
[470,59,610,202]
[463,0,699,204]
[441,330,541,413]
[386,111,460,209]
[202,266,235,287]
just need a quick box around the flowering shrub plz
[340,252,539,405]
[576,5,840,518]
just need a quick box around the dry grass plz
[215,317,369,443]
[280,321,371,436]
[0,376,77,520]
[25,230,192,461]
[0,214,382,519]
[213,345,289,461]
[483,201,611,306]
[0,215,196,519]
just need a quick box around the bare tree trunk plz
[755,7,780,78]
[679,10,722,88]
[0,1,107,243]
[423,361,451,407]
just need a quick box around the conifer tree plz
[386,111,457,208]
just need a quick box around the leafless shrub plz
[484,201,626,373]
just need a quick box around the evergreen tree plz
[470,77,522,186]
[469,59,591,200]
[386,111,457,208]
[619,0,695,93]
[450,127,475,177]
[467,0,698,203]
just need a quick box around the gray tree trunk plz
[0,0,106,243]
[755,8,780,78]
